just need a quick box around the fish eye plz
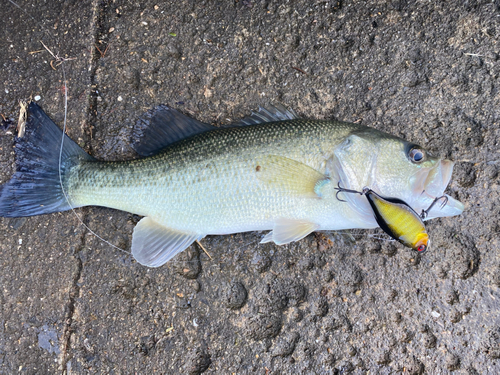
[409,148,425,163]
[417,244,427,253]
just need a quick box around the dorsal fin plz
[233,104,299,126]
[131,105,215,157]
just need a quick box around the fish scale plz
[0,103,464,267]
[66,119,357,234]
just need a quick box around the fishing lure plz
[335,185,446,253]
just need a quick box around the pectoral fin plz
[256,155,329,198]
[131,217,203,267]
[261,218,319,245]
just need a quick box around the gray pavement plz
[1,0,500,373]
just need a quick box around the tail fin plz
[0,102,94,217]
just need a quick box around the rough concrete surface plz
[0,0,499,373]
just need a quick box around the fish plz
[0,102,464,267]
[336,186,429,252]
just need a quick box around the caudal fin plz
[0,102,94,217]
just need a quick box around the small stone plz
[166,43,181,59]
[436,265,449,279]
[446,290,459,305]
[34,95,41,101]
[313,296,329,318]
[446,354,460,371]
[401,71,419,87]
[423,332,437,349]
[322,269,333,283]
[431,310,441,318]
[138,335,156,356]
[177,298,190,309]
[222,281,247,310]
[404,356,425,375]
[251,250,271,273]
[376,350,390,365]
[484,165,498,180]
[191,280,201,292]
[184,346,211,375]
[392,312,402,324]
[367,241,381,253]
[450,309,462,323]
[291,307,303,322]
[271,332,300,357]
[419,324,429,333]
[466,366,480,375]
[399,329,413,343]
[336,360,354,373]
[298,255,315,271]
[173,247,201,279]
[246,313,282,340]
[323,353,336,367]
[483,326,500,359]
[381,243,397,256]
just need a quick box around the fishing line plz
[6,0,406,267]
[5,1,266,266]
[6,0,133,257]
[6,1,260,265]
[8,0,218,265]
[57,64,130,256]
[8,1,219,264]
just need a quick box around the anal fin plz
[261,218,319,245]
[131,217,204,267]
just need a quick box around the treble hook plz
[420,195,448,219]
[334,182,364,202]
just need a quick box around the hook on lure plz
[420,195,448,219]
[334,182,364,202]
[334,183,442,253]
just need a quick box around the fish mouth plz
[412,159,464,219]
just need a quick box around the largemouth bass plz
[0,103,464,267]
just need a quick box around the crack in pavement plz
[59,1,112,373]
[59,250,83,374]
[87,0,113,150]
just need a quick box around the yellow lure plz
[363,189,429,253]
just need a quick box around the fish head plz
[332,130,464,221]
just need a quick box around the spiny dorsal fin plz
[233,104,299,126]
[131,105,215,157]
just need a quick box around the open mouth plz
[415,160,464,219]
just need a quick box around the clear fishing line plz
[5,0,402,267]
[6,0,224,264]
[6,0,135,258]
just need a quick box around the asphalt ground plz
[1,0,499,373]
